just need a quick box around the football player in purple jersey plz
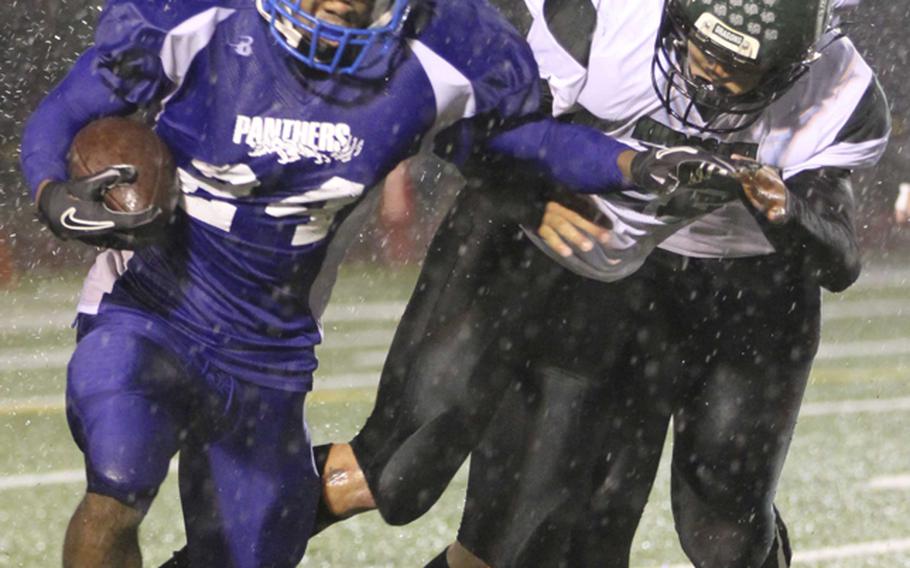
[313,0,892,567]
[19,0,743,566]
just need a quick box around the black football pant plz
[349,171,566,525]
[539,253,816,568]
[455,252,677,567]
[442,249,814,568]
[352,178,817,566]
[351,177,678,560]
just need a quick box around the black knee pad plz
[672,466,779,568]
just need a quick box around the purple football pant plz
[66,311,320,568]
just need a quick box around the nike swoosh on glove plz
[36,165,162,249]
[630,146,740,196]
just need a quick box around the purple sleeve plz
[92,0,173,105]
[21,0,177,200]
[20,49,137,199]
[485,117,631,194]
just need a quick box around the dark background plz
[0,0,907,279]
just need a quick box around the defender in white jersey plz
[525,0,886,280]
[445,1,891,567]
[317,0,890,566]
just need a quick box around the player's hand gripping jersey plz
[19,0,631,390]
[523,0,890,286]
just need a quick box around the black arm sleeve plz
[755,77,889,292]
[753,168,860,293]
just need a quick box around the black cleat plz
[424,548,450,568]
[761,505,793,568]
[158,546,190,568]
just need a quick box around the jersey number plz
[178,162,365,246]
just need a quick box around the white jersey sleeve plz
[763,38,890,180]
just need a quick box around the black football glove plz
[630,146,740,195]
[37,165,162,250]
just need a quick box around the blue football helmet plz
[257,0,411,74]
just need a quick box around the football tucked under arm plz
[37,166,164,250]
[37,116,178,250]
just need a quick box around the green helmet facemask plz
[652,0,840,133]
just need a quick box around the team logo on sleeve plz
[229,36,254,57]
[232,115,365,165]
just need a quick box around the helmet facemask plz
[652,0,837,134]
[258,0,410,75]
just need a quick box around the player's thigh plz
[179,381,318,568]
[567,335,680,567]
[66,315,192,511]
[530,265,666,381]
[667,353,811,567]
[458,363,610,568]
[367,183,560,416]
[670,260,821,511]
[456,272,665,565]
[386,180,546,340]
[351,191,564,522]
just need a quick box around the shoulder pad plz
[834,77,891,146]
[411,0,540,118]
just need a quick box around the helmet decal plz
[694,12,761,61]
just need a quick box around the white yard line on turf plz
[855,268,910,289]
[815,337,910,361]
[795,539,910,563]
[821,298,907,320]
[0,462,179,492]
[0,348,72,370]
[352,349,390,367]
[3,311,75,333]
[322,301,406,322]
[0,373,383,414]
[2,302,407,334]
[4,298,906,340]
[799,396,910,416]
[0,395,64,413]
[4,393,910,418]
[0,469,84,490]
[321,329,395,346]
[866,474,910,491]
[3,332,907,374]
[0,329,396,371]
[654,537,910,567]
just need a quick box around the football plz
[68,116,177,216]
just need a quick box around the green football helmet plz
[653,0,841,132]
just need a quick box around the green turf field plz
[1,262,909,567]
